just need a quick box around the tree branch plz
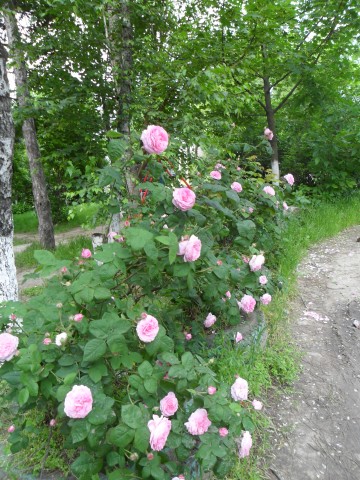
[274,79,302,113]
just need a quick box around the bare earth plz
[268,225,360,480]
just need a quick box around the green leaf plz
[108,139,127,162]
[144,377,158,394]
[106,130,122,139]
[121,404,143,429]
[107,424,135,448]
[168,364,187,379]
[89,314,130,339]
[168,232,179,265]
[226,189,240,203]
[88,363,108,383]
[242,415,255,432]
[173,263,191,277]
[155,236,170,245]
[94,287,112,300]
[160,352,180,365]
[33,250,56,265]
[71,420,90,443]
[18,388,29,406]
[71,451,103,477]
[83,339,107,362]
[64,372,78,386]
[134,426,150,453]
[138,361,153,379]
[125,228,154,250]
[181,351,194,370]
[144,241,159,260]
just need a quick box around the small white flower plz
[55,332,68,346]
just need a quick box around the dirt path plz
[268,225,360,480]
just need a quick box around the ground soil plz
[267,225,360,480]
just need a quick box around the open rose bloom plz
[147,415,172,451]
[0,333,19,362]
[136,314,159,343]
[249,254,265,272]
[231,377,248,401]
[238,294,256,313]
[239,431,253,458]
[160,392,178,417]
[178,235,202,262]
[264,127,274,141]
[204,313,217,328]
[263,185,275,196]
[185,408,211,435]
[284,173,295,186]
[141,125,169,154]
[64,385,93,419]
[172,187,196,211]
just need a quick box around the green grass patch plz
[15,236,93,269]
[13,203,102,235]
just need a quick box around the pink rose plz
[81,248,92,258]
[225,291,231,299]
[0,333,19,362]
[185,408,211,435]
[49,419,57,427]
[231,182,242,193]
[147,415,172,451]
[43,338,52,345]
[263,185,275,196]
[219,427,228,437]
[231,377,248,401]
[178,235,202,262]
[185,333,192,341]
[249,254,265,272]
[264,128,274,141]
[207,386,217,395]
[7,425,15,433]
[64,385,93,419]
[260,293,272,305]
[73,313,84,322]
[216,260,222,266]
[238,295,256,313]
[204,313,217,328]
[259,275,268,285]
[160,392,178,417]
[172,188,196,211]
[284,173,294,186]
[239,431,252,458]
[136,314,159,343]
[215,163,225,170]
[124,220,130,227]
[242,255,250,264]
[235,332,243,343]
[248,207,254,213]
[141,125,169,154]
[61,267,67,273]
[252,399,263,410]
[210,170,221,180]
[283,201,289,211]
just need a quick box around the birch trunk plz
[0,43,18,301]
[4,7,55,249]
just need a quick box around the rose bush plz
[0,125,297,479]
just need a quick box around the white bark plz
[0,236,18,302]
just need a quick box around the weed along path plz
[268,225,360,480]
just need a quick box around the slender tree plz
[0,41,18,301]
[4,3,55,249]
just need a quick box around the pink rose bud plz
[236,166,241,171]
[43,338,52,345]
[219,427,229,437]
[264,127,274,141]
[207,386,217,395]
[231,182,242,193]
[252,399,263,410]
[129,452,139,462]
[81,248,92,258]
[283,201,289,211]
[242,255,250,263]
[7,425,15,433]
[225,291,231,299]
[56,303,63,309]
[263,185,275,196]
[10,314,16,321]
[141,125,169,154]
[147,453,154,460]
[283,173,295,186]
[73,313,84,322]
[49,419,56,427]
[259,275,268,285]
[210,170,221,180]
[215,163,225,170]
[216,260,222,266]
[235,332,243,343]
[185,333,192,341]
[124,220,130,227]
[172,187,196,211]
[248,207,254,213]
[60,267,67,273]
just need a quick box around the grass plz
[15,236,93,269]
[13,203,102,234]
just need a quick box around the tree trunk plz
[4,7,56,249]
[0,43,18,301]
[106,0,136,235]
[263,75,280,180]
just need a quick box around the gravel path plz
[268,225,360,480]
